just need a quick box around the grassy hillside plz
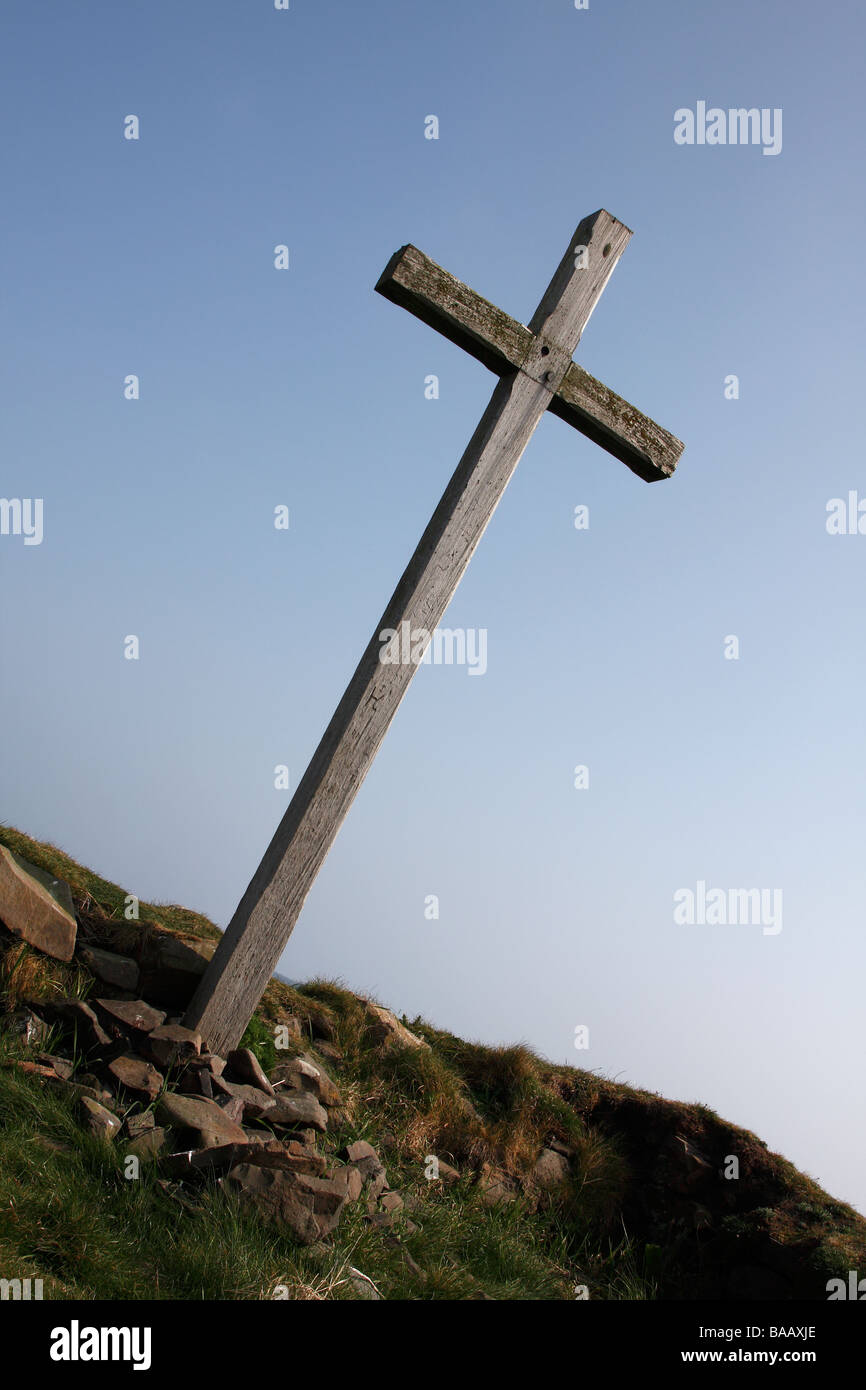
[0,824,862,1302]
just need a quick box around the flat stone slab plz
[163,1137,326,1180]
[342,1140,387,1183]
[125,1111,155,1138]
[224,1164,347,1244]
[267,1090,328,1133]
[212,1076,276,1120]
[363,1002,428,1052]
[329,1164,363,1203]
[177,1063,214,1099]
[0,846,77,962]
[226,1048,276,1096]
[79,945,139,992]
[79,1096,121,1142]
[32,1053,74,1081]
[107,1054,163,1101]
[270,1054,340,1107]
[95,998,166,1035]
[1,1058,57,1080]
[52,999,111,1048]
[156,1091,248,1149]
[146,1023,202,1068]
[533,1147,571,1191]
[125,1126,168,1161]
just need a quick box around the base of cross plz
[184,210,684,1057]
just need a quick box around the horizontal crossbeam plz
[376,244,683,482]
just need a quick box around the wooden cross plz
[185,210,684,1055]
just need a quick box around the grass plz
[0,1030,594,1300]
[1,822,865,1301]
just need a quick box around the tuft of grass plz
[238,1015,278,1074]
[0,939,92,1014]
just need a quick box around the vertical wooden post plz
[185,212,637,1055]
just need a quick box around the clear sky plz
[2,1,865,1215]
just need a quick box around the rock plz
[0,846,77,962]
[271,1054,317,1085]
[166,1137,326,1180]
[125,1111,155,1138]
[224,1165,347,1244]
[80,1095,121,1141]
[107,1054,163,1101]
[126,1127,168,1161]
[5,1008,49,1047]
[212,1076,277,1120]
[379,1191,404,1214]
[382,1236,425,1280]
[1,1058,58,1080]
[328,1164,364,1203]
[178,1063,214,1099]
[431,1158,461,1184]
[270,1138,330,1177]
[33,1136,70,1156]
[200,1053,226,1077]
[59,1078,117,1107]
[454,1093,482,1123]
[95,998,166,1036]
[267,1091,328,1133]
[273,1014,302,1044]
[342,1140,387,1185]
[216,1096,246,1127]
[226,1049,275,1096]
[670,1134,715,1193]
[78,945,139,992]
[363,1001,428,1051]
[546,1138,577,1159]
[74,1070,111,1095]
[157,1092,249,1149]
[139,934,216,1008]
[304,1006,337,1044]
[477,1164,518,1206]
[365,1210,397,1230]
[346,1266,381,1300]
[533,1147,571,1191]
[162,1144,264,1180]
[145,1024,202,1069]
[48,999,111,1049]
[270,1054,340,1107]
[35,1053,74,1081]
[313,1040,344,1065]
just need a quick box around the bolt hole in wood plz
[540,345,550,356]
[603,242,611,257]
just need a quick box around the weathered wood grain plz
[376,242,683,482]
[185,211,639,1055]
[376,243,529,376]
[550,363,683,481]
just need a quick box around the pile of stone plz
[1,844,574,1255]
[7,990,412,1245]
[0,847,410,1248]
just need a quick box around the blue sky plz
[2,0,865,1215]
